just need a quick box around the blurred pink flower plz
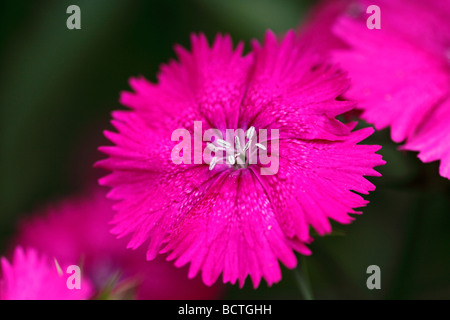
[0,246,92,300]
[14,189,221,299]
[296,0,349,56]
[299,0,450,179]
[97,30,385,288]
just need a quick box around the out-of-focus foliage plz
[0,0,449,299]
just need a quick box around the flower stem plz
[294,257,314,300]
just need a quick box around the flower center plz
[206,126,266,170]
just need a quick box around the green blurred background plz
[0,0,449,299]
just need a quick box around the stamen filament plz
[217,139,231,149]
[209,157,218,170]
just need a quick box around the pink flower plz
[14,189,221,299]
[296,0,350,56]
[300,0,450,179]
[0,246,93,300]
[97,30,385,288]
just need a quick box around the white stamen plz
[217,139,231,149]
[234,153,240,158]
[54,258,63,276]
[246,126,255,140]
[227,155,236,165]
[255,143,266,150]
[206,143,216,152]
[244,141,251,151]
[235,136,241,151]
[209,157,217,170]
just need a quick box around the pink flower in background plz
[296,0,349,56]
[97,30,385,288]
[14,189,221,299]
[0,246,92,300]
[299,0,450,179]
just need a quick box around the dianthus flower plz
[299,0,450,179]
[97,30,385,287]
[14,189,220,299]
[0,246,92,300]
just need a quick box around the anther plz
[255,143,266,150]
[246,126,255,140]
[235,136,241,151]
[217,139,231,149]
[206,143,216,152]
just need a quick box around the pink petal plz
[260,127,384,240]
[333,17,449,143]
[403,97,450,179]
[162,170,310,288]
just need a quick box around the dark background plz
[1,0,449,299]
